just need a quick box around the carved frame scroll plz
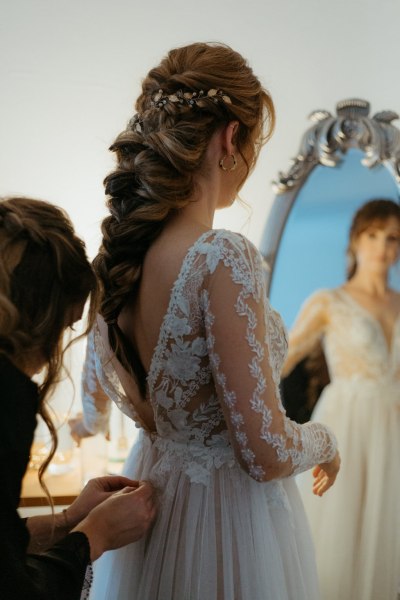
[260,98,400,293]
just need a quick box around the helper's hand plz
[65,476,142,528]
[73,481,157,561]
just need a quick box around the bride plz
[283,199,400,600]
[73,42,339,600]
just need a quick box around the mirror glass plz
[269,148,400,329]
[263,105,400,599]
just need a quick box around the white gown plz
[292,289,400,600]
[81,230,337,600]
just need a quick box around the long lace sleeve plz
[203,234,337,481]
[281,290,330,378]
[80,327,111,435]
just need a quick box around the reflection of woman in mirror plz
[282,199,400,600]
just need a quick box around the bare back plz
[120,226,210,370]
[97,225,210,431]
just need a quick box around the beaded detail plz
[80,563,93,600]
[128,88,232,133]
[151,88,231,108]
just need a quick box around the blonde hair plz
[94,42,275,395]
[0,197,97,496]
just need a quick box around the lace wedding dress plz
[291,289,400,600]
[82,230,337,600]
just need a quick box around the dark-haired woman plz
[283,199,400,600]
[74,43,339,600]
[0,197,156,600]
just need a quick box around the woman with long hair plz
[0,196,156,600]
[74,42,340,600]
[283,199,400,599]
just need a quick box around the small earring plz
[219,154,237,172]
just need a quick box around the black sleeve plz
[0,440,90,600]
[0,532,90,600]
[0,358,91,599]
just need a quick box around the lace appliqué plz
[87,229,337,488]
[80,563,93,600]
[150,435,235,489]
[203,290,267,482]
[202,234,337,480]
[146,231,228,450]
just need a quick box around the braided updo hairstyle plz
[0,197,97,493]
[94,42,275,396]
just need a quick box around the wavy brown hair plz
[0,197,97,499]
[347,198,400,279]
[94,42,275,396]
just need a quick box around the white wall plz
[2,0,400,250]
[1,0,399,414]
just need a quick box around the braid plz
[0,197,97,361]
[0,203,49,346]
[94,43,275,395]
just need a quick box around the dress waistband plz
[142,433,236,486]
[322,376,400,408]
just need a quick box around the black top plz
[0,355,90,599]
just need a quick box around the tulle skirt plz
[297,377,400,600]
[89,431,320,600]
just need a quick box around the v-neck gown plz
[297,289,400,600]
[82,230,338,600]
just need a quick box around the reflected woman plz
[282,199,400,600]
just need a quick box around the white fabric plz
[83,230,337,600]
[294,289,400,600]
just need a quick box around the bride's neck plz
[347,270,389,298]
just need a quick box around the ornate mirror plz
[260,99,400,421]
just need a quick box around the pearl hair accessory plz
[151,88,232,109]
[129,88,232,133]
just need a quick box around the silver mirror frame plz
[260,98,400,293]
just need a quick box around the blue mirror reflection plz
[269,149,400,329]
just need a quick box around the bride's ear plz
[221,121,239,156]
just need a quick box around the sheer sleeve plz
[80,327,111,435]
[203,234,337,482]
[281,290,330,378]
